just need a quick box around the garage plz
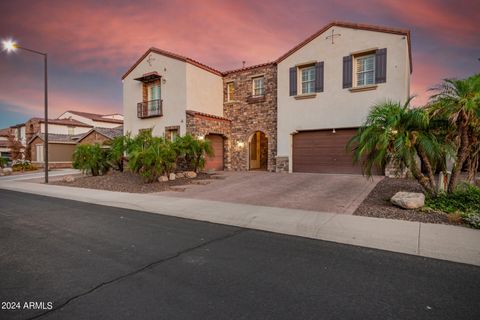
[204,134,224,171]
[292,128,363,174]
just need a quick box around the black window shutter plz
[315,61,324,92]
[342,56,352,89]
[289,67,297,96]
[375,48,387,83]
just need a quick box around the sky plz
[0,0,478,128]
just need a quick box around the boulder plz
[62,175,75,183]
[185,171,197,179]
[158,176,169,182]
[175,172,185,179]
[391,192,425,209]
[168,173,176,181]
[3,167,12,176]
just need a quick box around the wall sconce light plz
[162,78,167,84]
[237,141,245,148]
[198,135,205,140]
[332,128,336,134]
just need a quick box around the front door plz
[249,131,266,170]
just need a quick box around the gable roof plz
[78,126,124,142]
[29,133,84,145]
[122,21,412,80]
[63,111,124,124]
[122,47,223,80]
[276,21,412,72]
[30,117,94,128]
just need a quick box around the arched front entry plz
[249,131,268,170]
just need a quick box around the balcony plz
[137,99,163,119]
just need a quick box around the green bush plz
[174,134,213,172]
[73,144,110,176]
[106,136,127,172]
[126,131,176,183]
[0,157,8,168]
[426,184,480,229]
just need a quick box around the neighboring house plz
[57,111,124,128]
[0,128,12,158]
[123,21,411,173]
[29,133,83,168]
[29,126,123,167]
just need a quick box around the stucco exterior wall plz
[123,52,188,137]
[58,112,122,128]
[30,137,76,163]
[277,26,410,160]
[186,64,223,117]
[39,123,91,135]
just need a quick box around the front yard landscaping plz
[52,171,214,193]
[355,177,480,228]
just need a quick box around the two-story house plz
[123,21,411,174]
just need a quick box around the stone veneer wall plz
[186,111,232,170]
[223,64,277,171]
[24,119,41,161]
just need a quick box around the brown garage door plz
[205,134,224,171]
[293,129,362,174]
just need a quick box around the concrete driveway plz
[163,172,383,214]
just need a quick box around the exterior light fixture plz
[237,141,245,148]
[2,39,17,52]
[198,135,205,140]
[332,128,336,134]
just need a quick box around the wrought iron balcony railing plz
[137,99,163,119]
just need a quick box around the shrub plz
[174,134,213,172]
[0,157,8,168]
[72,144,110,176]
[127,131,176,182]
[106,136,127,172]
[426,184,480,228]
[11,160,37,171]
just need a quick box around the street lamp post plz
[2,40,49,183]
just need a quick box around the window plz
[252,77,265,96]
[165,128,179,141]
[355,54,375,86]
[68,126,74,135]
[300,66,316,94]
[147,81,161,113]
[226,82,235,102]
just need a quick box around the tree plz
[429,74,480,192]
[348,99,446,196]
[7,134,24,160]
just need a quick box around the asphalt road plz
[0,190,479,320]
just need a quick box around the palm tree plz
[429,74,480,192]
[348,99,444,196]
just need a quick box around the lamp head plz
[2,39,17,52]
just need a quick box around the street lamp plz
[2,39,49,183]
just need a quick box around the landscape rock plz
[62,175,75,183]
[391,192,425,209]
[175,172,185,179]
[3,168,12,176]
[158,176,169,182]
[185,171,197,179]
[168,173,176,181]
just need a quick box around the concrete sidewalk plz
[1,180,479,266]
